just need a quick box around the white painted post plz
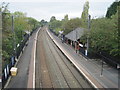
[85,49,87,56]
[7,65,9,75]
[4,68,7,79]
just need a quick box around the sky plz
[1,0,116,21]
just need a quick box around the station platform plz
[47,29,119,89]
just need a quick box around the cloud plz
[89,0,118,2]
[2,0,83,2]
[2,0,115,3]
[89,10,105,18]
[3,0,115,21]
[52,12,82,20]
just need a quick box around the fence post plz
[100,52,104,77]
[4,68,7,80]
[7,65,9,75]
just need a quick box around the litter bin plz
[10,67,18,76]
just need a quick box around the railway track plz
[46,31,93,88]
[35,28,53,88]
[35,27,93,89]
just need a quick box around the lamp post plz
[100,58,103,77]
[86,14,91,56]
[76,29,77,42]
[99,52,104,77]
[0,8,2,89]
[117,64,120,88]
[12,15,16,60]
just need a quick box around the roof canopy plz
[65,27,85,41]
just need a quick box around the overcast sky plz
[1,0,116,21]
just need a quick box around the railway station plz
[1,0,120,89]
[4,27,119,89]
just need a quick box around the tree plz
[106,1,120,18]
[2,3,40,69]
[81,0,89,28]
[27,17,39,30]
[2,3,13,59]
[13,12,40,43]
[49,20,62,31]
[13,12,29,43]
[80,13,119,57]
[40,19,47,27]
[64,14,69,21]
[1,3,15,69]
[50,16,56,22]
[62,18,82,34]
[49,16,82,35]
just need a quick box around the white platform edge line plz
[33,27,41,89]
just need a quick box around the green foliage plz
[40,19,48,27]
[81,1,89,19]
[50,16,56,22]
[49,15,83,35]
[62,18,82,34]
[55,28,62,34]
[81,0,89,28]
[49,16,62,31]
[106,1,120,18]
[63,14,69,21]
[47,0,119,58]
[2,3,40,66]
[81,13,119,57]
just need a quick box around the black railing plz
[96,52,119,68]
[2,56,15,87]
[16,34,29,59]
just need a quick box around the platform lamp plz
[86,14,91,56]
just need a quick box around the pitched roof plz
[65,27,85,41]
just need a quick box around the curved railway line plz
[35,27,94,89]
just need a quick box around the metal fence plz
[96,52,119,68]
[16,34,29,59]
[2,56,15,87]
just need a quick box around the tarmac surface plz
[6,29,38,88]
